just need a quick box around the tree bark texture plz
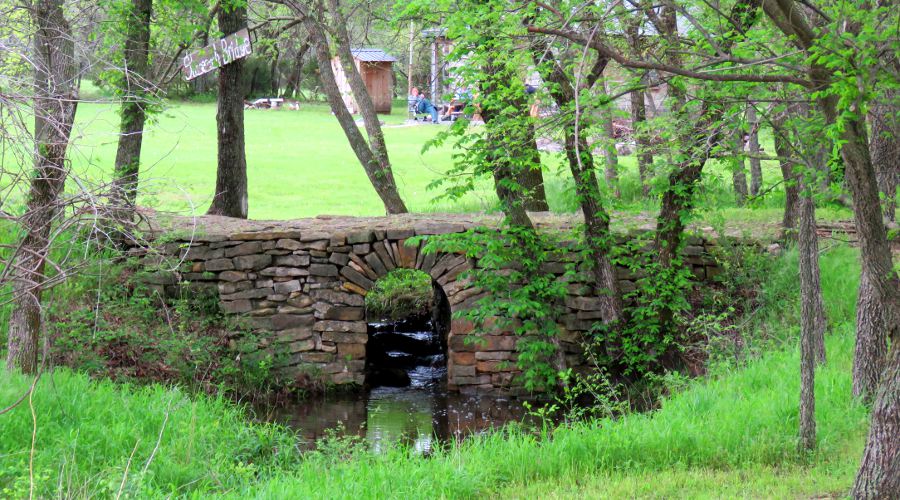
[112,0,152,208]
[327,0,407,214]
[773,127,799,238]
[798,191,826,450]
[7,0,77,373]
[853,269,888,401]
[295,6,406,215]
[851,345,900,498]
[870,94,899,223]
[518,120,550,212]
[207,4,249,218]
[799,192,827,364]
[747,105,763,196]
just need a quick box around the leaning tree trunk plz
[302,16,407,215]
[327,0,407,214]
[852,344,900,498]
[7,0,77,373]
[797,188,826,450]
[207,4,248,218]
[747,105,763,197]
[112,0,152,209]
[534,53,622,324]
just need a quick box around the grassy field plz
[0,246,870,498]
[17,84,836,222]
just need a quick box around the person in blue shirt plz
[410,87,440,124]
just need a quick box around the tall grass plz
[0,247,869,498]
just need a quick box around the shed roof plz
[351,48,397,62]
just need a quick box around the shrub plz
[364,268,434,321]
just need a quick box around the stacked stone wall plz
[142,216,732,395]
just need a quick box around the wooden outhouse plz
[331,48,396,114]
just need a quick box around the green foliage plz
[0,248,869,498]
[419,226,572,391]
[365,268,434,321]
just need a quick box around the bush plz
[364,268,434,321]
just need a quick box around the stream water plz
[259,315,536,452]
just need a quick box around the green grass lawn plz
[0,246,870,498]
[22,86,836,222]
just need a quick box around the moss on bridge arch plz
[364,268,435,321]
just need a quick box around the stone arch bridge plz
[141,213,734,395]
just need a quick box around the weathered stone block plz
[275,254,310,267]
[337,343,366,359]
[309,264,338,277]
[453,364,476,377]
[300,352,335,363]
[347,230,374,244]
[233,254,272,270]
[324,306,365,321]
[340,267,374,290]
[321,331,368,344]
[352,243,370,254]
[222,299,252,314]
[218,280,253,295]
[452,352,476,367]
[277,328,313,343]
[387,228,415,240]
[311,289,365,306]
[218,270,248,282]
[272,314,315,330]
[276,239,303,250]
[329,252,351,266]
[204,258,234,271]
[225,241,263,258]
[564,296,605,311]
[315,320,367,333]
[273,280,302,294]
[363,253,388,276]
[220,287,271,301]
[475,351,512,361]
[287,339,316,353]
[260,267,308,277]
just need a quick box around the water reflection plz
[261,386,533,452]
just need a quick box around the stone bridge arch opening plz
[363,269,452,388]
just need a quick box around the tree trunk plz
[732,126,749,206]
[798,190,825,450]
[853,269,888,401]
[631,88,652,196]
[773,127,799,238]
[870,94,899,223]
[207,5,248,218]
[327,0,407,215]
[287,42,309,99]
[852,344,900,498]
[112,0,152,209]
[302,15,407,215]
[270,47,280,96]
[747,105,763,197]
[534,52,622,324]
[7,0,77,373]
[519,120,550,212]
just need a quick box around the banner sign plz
[182,28,252,81]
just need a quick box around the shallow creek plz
[258,315,536,451]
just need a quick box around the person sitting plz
[410,87,440,124]
[440,90,472,121]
